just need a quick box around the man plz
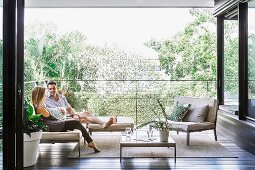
[44,81,116,128]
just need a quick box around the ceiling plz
[25,0,214,8]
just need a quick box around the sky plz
[24,8,194,48]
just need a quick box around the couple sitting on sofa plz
[32,81,117,152]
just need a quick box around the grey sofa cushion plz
[41,131,81,142]
[86,116,134,132]
[183,105,209,122]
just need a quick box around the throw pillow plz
[167,102,191,121]
[182,105,209,122]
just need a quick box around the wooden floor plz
[25,131,255,170]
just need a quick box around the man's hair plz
[47,81,57,87]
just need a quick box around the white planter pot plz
[23,131,42,167]
[159,130,169,142]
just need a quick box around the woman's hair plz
[32,86,46,107]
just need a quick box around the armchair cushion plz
[167,102,191,121]
[183,105,209,122]
[169,120,215,131]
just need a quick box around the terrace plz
[1,0,255,169]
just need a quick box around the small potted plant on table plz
[137,98,171,142]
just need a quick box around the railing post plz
[44,80,48,87]
[34,81,38,87]
[206,81,209,98]
[135,80,138,126]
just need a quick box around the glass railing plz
[24,79,217,125]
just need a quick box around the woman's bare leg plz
[78,112,117,128]
[86,116,105,125]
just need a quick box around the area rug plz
[68,134,237,158]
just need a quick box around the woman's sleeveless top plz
[35,105,65,132]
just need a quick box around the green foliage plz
[24,23,98,84]
[60,88,90,111]
[23,99,48,136]
[136,98,171,131]
[146,9,216,81]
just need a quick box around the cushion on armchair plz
[167,102,191,121]
[182,105,209,122]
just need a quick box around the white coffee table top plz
[120,131,176,147]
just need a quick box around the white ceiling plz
[25,0,214,8]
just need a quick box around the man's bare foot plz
[112,116,117,124]
[88,141,101,153]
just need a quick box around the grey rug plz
[69,134,237,158]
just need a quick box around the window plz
[248,0,255,120]
[223,13,239,106]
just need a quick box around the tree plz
[146,9,216,81]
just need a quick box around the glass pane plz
[248,0,255,119]
[224,19,239,106]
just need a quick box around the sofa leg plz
[149,124,152,132]
[187,132,190,145]
[176,130,179,135]
[78,140,81,157]
[214,128,217,141]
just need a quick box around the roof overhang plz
[25,0,214,8]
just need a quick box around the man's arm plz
[66,106,76,116]
[66,106,80,120]
[62,96,76,116]
[63,97,80,120]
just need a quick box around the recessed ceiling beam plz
[25,0,214,8]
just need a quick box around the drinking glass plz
[147,130,153,140]
[125,127,132,141]
[57,107,67,120]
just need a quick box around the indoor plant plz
[23,99,48,167]
[136,98,172,142]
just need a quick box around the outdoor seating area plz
[39,96,218,159]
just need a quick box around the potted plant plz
[136,98,172,142]
[23,99,48,167]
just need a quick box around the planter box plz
[24,131,42,167]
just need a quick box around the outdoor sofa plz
[40,116,134,157]
[40,130,82,157]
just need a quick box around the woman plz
[31,86,100,153]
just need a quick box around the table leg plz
[174,146,176,163]
[120,146,122,162]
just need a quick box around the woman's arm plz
[36,107,50,117]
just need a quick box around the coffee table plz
[120,133,176,163]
